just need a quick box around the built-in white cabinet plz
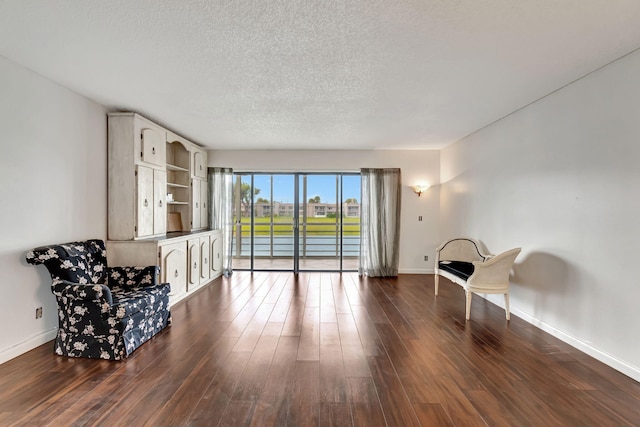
[107,112,220,304]
[107,229,223,303]
[108,113,209,239]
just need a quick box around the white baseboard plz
[510,306,640,383]
[399,268,434,274]
[478,295,640,383]
[0,328,57,365]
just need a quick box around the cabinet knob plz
[159,200,163,207]
[175,269,179,277]
[203,203,206,208]
[144,199,148,207]
[152,147,156,155]
[204,258,208,264]
[194,262,197,269]
[196,202,199,208]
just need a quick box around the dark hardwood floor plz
[1,272,639,426]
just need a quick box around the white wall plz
[440,50,640,381]
[0,56,107,363]
[209,150,441,273]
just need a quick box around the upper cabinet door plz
[136,165,154,238]
[140,127,166,167]
[153,170,167,235]
[200,179,209,229]
[192,178,202,229]
[193,149,207,179]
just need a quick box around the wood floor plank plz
[232,335,280,401]
[186,350,253,425]
[320,273,338,322]
[350,306,385,357]
[287,360,320,427]
[430,376,489,427]
[347,377,387,427]
[367,354,421,427]
[232,302,276,352]
[330,273,352,314]
[1,272,639,426]
[297,306,320,361]
[281,296,306,337]
[319,322,347,403]
[320,402,352,427]
[336,313,371,378]
[269,287,294,323]
[145,335,239,426]
[219,400,256,427]
[412,403,455,427]
[251,336,300,427]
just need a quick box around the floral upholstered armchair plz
[26,239,171,360]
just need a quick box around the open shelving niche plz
[166,138,191,232]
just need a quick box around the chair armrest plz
[107,266,159,288]
[468,248,521,287]
[52,280,113,306]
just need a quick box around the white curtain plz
[208,167,234,277]
[359,168,402,277]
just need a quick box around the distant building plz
[253,202,360,218]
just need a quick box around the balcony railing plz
[232,219,360,259]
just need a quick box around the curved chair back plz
[437,238,488,263]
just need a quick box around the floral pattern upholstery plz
[26,239,171,360]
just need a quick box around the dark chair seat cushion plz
[438,260,475,281]
[110,283,171,319]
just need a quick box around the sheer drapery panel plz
[208,167,234,276]
[359,168,401,277]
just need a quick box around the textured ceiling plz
[1,1,640,150]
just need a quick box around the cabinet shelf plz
[167,163,189,172]
[167,182,189,189]
[168,201,189,205]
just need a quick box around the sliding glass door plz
[231,172,360,272]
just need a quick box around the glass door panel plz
[253,174,295,270]
[341,174,361,271]
[298,174,340,271]
[232,172,360,272]
[231,174,251,270]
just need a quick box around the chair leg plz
[434,274,439,296]
[465,290,472,320]
[504,293,510,321]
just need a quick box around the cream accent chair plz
[435,238,521,320]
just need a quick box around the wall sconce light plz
[412,184,430,197]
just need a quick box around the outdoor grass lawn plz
[235,216,360,236]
